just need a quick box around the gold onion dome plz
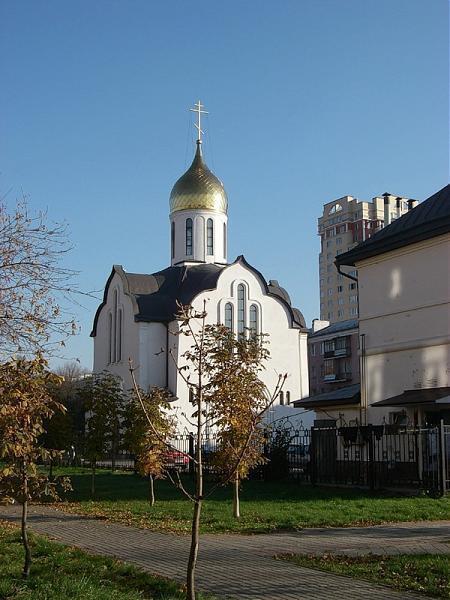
[169,142,228,214]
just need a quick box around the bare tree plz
[0,196,87,357]
[129,302,285,600]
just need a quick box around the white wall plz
[357,234,450,423]
[170,209,228,266]
[169,261,308,429]
[93,271,139,391]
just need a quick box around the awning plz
[292,383,360,409]
[372,387,450,407]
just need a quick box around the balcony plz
[323,373,352,383]
[324,347,350,359]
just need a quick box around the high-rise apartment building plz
[318,193,418,323]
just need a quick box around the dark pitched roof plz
[292,384,360,409]
[91,256,307,336]
[336,184,450,267]
[309,319,358,339]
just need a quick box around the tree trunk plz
[149,474,155,506]
[21,472,31,579]
[233,472,240,519]
[91,462,96,497]
[187,497,202,600]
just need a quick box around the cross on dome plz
[190,100,208,144]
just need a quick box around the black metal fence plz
[78,421,449,496]
[310,422,450,495]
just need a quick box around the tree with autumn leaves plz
[0,356,71,578]
[130,302,285,600]
[123,387,176,506]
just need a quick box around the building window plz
[324,340,335,353]
[350,307,358,316]
[113,289,118,362]
[326,240,332,248]
[338,298,344,305]
[249,304,258,336]
[310,343,316,356]
[207,218,214,255]
[223,222,227,257]
[349,282,356,290]
[320,342,325,355]
[237,284,245,338]
[171,222,175,258]
[108,312,113,364]
[328,288,333,296]
[337,285,343,293]
[337,309,344,317]
[186,218,193,256]
[336,237,342,245]
[117,309,122,362]
[224,302,233,330]
[324,359,335,376]
[350,295,358,303]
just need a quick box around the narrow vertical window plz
[186,218,193,256]
[113,289,118,362]
[171,221,175,259]
[117,309,122,362]
[108,312,113,364]
[207,218,214,255]
[279,391,285,406]
[286,391,291,405]
[225,302,233,330]
[237,284,245,338]
[223,223,227,258]
[249,304,258,336]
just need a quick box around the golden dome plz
[169,142,228,214]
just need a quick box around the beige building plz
[334,183,450,426]
[318,193,417,323]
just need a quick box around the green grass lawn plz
[0,520,211,600]
[280,553,450,598]
[48,467,450,534]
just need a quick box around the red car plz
[164,449,189,470]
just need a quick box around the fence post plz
[367,425,375,491]
[439,419,447,496]
[310,427,316,486]
[188,433,195,478]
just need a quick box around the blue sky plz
[0,0,448,369]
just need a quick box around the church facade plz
[91,118,309,428]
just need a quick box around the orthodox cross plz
[190,100,208,143]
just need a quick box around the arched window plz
[171,221,175,259]
[249,304,258,336]
[224,302,233,330]
[117,309,122,362]
[223,222,227,258]
[108,312,113,364]
[186,218,193,256]
[207,218,214,255]
[237,284,245,338]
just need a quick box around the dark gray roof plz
[309,319,358,338]
[91,255,307,336]
[336,184,450,267]
[292,384,360,409]
[372,387,450,407]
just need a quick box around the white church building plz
[91,105,309,429]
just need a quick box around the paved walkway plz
[1,505,450,600]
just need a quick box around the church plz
[91,103,309,429]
